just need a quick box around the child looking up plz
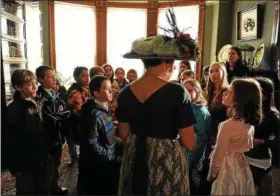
[184,79,210,195]
[114,67,128,90]
[207,78,262,195]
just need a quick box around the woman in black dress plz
[116,8,200,195]
[117,58,196,195]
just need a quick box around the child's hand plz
[116,156,122,163]
[207,175,215,183]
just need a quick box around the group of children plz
[4,64,137,195]
[4,60,280,195]
[6,66,68,195]
[177,61,279,195]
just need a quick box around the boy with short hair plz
[35,65,68,195]
[66,66,89,167]
[77,75,121,195]
[89,66,105,79]
[126,69,138,83]
[7,69,52,195]
[68,66,89,97]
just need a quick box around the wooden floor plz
[61,166,280,195]
[273,169,280,196]
[61,165,78,195]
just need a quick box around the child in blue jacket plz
[184,79,210,195]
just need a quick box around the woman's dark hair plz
[230,78,263,125]
[226,46,244,69]
[73,66,88,77]
[255,77,279,117]
[102,64,114,82]
[89,75,109,97]
[141,59,174,68]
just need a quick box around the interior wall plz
[203,1,233,67]
[203,0,276,70]
[231,0,275,70]
[216,1,233,58]
[41,1,276,70]
[202,4,213,67]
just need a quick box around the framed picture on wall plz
[237,4,262,41]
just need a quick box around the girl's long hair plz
[255,77,279,117]
[230,78,263,125]
[102,64,114,82]
[206,62,229,105]
[184,79,207,106]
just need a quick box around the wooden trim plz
[158,1,201,8]
[95,1,107,66]
[49,0,204,71]
[196,1,205,82]
[49,1,56,69]
[106,2,148,9]
[55,0,94,6]
[147,1,158,37]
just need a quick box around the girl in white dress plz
[207,78,263,195]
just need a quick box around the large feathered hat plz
[123,7,201,61]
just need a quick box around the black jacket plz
[78,99,120,194]
[226,62,249,83]
[36,86,68,148]
[246,111,280,166]
[79,99,117,163]
[65,83,89,141]
[7,92,49,173]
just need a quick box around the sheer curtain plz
[107,8,147,78]
[54,2,96,87]
[158,6,199,80]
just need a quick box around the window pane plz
[158,6,199,80]
[25,2,43,73]
[107,8,147,78]
[55,2,95,87]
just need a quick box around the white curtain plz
[54,2,96,87]
[107,7,147,78]
[158,6,199,80]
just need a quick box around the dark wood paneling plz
[147,1,158,37]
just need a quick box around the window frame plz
[49,0,205,80]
